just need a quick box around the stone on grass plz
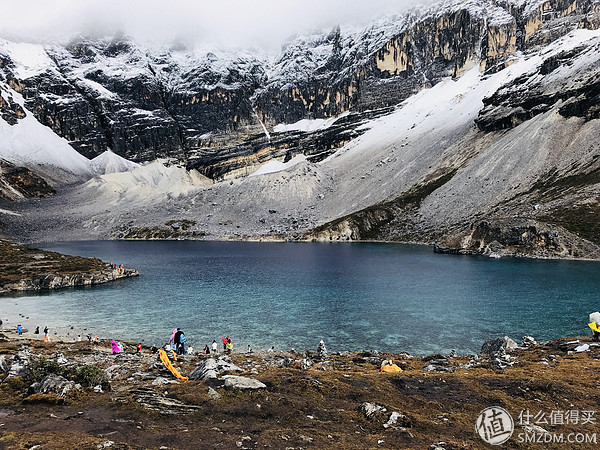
[30,374,76,397]
[480,336,518,355]
[383,411,410,429]
[223,376,266,391]
[359,402,387,418]
[189,359,218,380]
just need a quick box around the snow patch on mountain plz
[273,114,347,133]
[0,87,93,178]
[249,155,307,177]
[0,40,55,78]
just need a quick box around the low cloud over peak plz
[0,0,431,49]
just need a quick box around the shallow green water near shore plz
[3,241,599,355]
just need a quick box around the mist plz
[0,0,431,49]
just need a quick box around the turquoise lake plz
[2,241,599,355]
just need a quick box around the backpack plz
[180,334,186,343]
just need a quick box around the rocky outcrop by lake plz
[0,240,138,294]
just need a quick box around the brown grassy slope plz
[0,336,599,449]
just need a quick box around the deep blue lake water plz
[2,241,599,355]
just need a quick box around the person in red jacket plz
[222,336,227,351]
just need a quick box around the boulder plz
[216,357,243,373]
[188,357,243,381]
[0,355,8,373]
[207,386,221,400]
[29,374,76,397]
[384,411,409,429]
[359,402,387,419]
[317,340,328,359]
[422,359,454,373]
[152,377,179,386]
[480,336,518,355]
[189,359,219,381]
[131,387,201,415]
[521,335,537,347]
[7,349,33,378]
[223,376,267,391]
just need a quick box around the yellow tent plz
[381,364,402,373]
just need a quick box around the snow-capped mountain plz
[0,0,599,259]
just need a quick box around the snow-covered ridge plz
[0,78,140,180]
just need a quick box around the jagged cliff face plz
[1,40,267,162]
[1,0,596,176]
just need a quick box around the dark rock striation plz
[0,159,55,200]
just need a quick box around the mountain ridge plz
[0,0,599,260]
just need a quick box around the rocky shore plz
[0,240,139,294]
[0,330,599,449]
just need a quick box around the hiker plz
[136,343,142,352]
[111,340,121,354]
[222,336,227,351]
[43,326,50,342]
[226,336,233,353]
[86,334,92,342]
[212,340,218,354]
[17,324,22,336]
[268,346,274,352]
[203,344,210,354]
[34,326,39,334]
[247,344,253,353]
[174,328,186,355]
[169,328,178,351]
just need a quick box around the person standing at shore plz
[222,336,227,351]
[169,328,177,352]
[226,336,233,353]
[174,328,186,355]
[212,340,218,354]
[17,324,22,336]
[34,326,39,335]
